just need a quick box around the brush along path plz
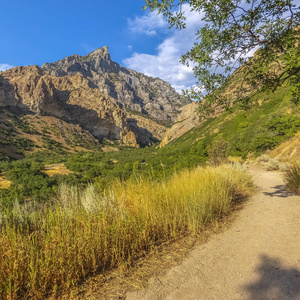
[126,165,300,300]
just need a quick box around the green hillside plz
[166,84,300,159]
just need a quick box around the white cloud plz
[124,5,205,92]
[0,64,14,72]
[128,10,167,36]
[243,46,258,59]
[128,45,133,51]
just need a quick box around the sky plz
[0,0,204,92]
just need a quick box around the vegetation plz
[144,0,300,110]
[11,118,38,134]
[208,137,230,166]
[165,81,300,159]
[255,155,289,171]
[284,162,300,194]
[0,164,253,299]
[0,142,207,209]
[0,77,299,208]
[0,127,34,154]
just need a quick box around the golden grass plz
[0,176,11,189]
[101,146,119,152]
[43,163,73,177]
[0,164,254,299]
[269,131,300,161]
[227,156,245,164]
[284,161,300,194]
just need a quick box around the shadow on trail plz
[243,254,300,300]
[263,185,294,198]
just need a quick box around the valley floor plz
[125,166,300,300]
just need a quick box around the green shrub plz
[208,137,230,166]
[264,114,300,137]
[251,135,280,153]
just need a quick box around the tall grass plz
[0,164,253,299]
[284,162,300,194]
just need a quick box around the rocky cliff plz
[160,102,201,146]
[0,46,189,148]
[0,65,137,146]
[41,46,190,123]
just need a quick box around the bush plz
[256,155,289,171]
[251,135,280,153]
[208,137,230,166]
[264,114,300,137]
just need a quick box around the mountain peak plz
[87,46,110,59]
[41,46,190,132]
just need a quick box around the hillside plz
[0,108,100,160]
[159,47,300,159]
[161,86,300,161]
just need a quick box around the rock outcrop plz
[160,102,201,146]
[41,46,190,123]
[0,66,138,146]
[0,46,190,147]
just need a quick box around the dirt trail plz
[126,166,300,300]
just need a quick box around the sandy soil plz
[126,165,300,300]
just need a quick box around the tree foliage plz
[144,0,300,113]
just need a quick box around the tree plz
[208,136,230,166]
[144,0,300,114]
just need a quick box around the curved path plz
[126,166,300,300]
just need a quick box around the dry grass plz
[227,156,245,164]
[43,163,73,177]
[0,164,254,300]
[255,155,290,171]
[269,131,300,160]
[101,146,119,152]
[284,162,300,194]
[0,176,11,189]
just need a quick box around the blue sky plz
[0,0,203,91]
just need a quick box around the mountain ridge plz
[0,46,190,155]
[0,65,138,150]
[41,46,190,123]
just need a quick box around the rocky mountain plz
[0,65,137,147]
[160,102,201,147]
[41,46,190,123]
[0,46,190,153]
[0,109,101,160]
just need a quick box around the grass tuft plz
[255,155,290,171]
[43,163,73,177]
[0,176,11,189]
[284,162,300,194]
